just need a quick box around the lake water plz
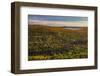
[64,27,81,30]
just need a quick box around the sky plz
[28,15,87,22]
[28,15,88,27]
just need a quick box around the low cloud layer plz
[28,20,87,27]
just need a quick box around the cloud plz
[28,20,87,27]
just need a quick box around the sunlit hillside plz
[28,24,88,60]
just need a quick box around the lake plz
[64,27,81,30]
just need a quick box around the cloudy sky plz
[28,15,88,27]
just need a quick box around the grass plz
[28,24,88,60]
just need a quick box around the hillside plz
[28,24,88,60]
